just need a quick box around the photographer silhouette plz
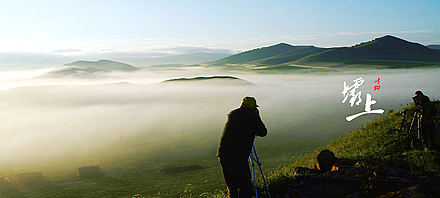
[414,91,436,147]
[217,96,267,198]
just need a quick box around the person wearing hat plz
[217,96,267,198]
[414,90,436,147]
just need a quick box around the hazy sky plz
[1,0,439,55]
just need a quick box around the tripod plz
[223,144,271,198]
[409,110,423,141]
[400,109,424,147]
[250,143,271,198]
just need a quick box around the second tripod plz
[400,109,422,140]
[400,109,424,148]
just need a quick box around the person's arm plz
[253,109,267,137]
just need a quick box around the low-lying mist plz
[0,67,439,174]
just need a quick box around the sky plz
[0,0,439,56]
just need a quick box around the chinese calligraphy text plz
[342,77,384,121]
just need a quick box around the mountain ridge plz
[37,60,139,78]
[34,35,440,76]
[64,59,139,72]
[291,35,440,66]
[213,43,299,65]
[208,35,440,70]
[161,75,255,86]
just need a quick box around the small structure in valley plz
[18,172,43,183]
[77,166,101,177]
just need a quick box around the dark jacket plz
[417,94,435,123]
[217,107,267,159]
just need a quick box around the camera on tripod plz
[413,96,420,105]
[399,107,423,144]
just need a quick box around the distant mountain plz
[257,46,327,65]
[115,52,231,67]
[38,60,138,78]
[428,45,440,50]
[64,60,139,72]
[212,43,326,66]
[209,35,440,70]
[294,35,440,66]
[214,43,297,64]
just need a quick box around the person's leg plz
[219,157,239,198]
[219,157,253,198]
[234,158,253,198]
[427,123,436,147]
[422,123,429,144]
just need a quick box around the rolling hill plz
[208,35,440,70]
[161,75,255,86]
[293,35,440,66]
[211,43,327,68]
[63,60,139,72]
[38,60,139,78]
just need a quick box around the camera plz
[412,96,420,105]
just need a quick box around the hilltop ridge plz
[208,35,440,70]
[298,35,440,64]
[214,43,300,64]
[64,60,139,72]
[36,60,139,78]
[161,75,255,86]
[211,43,326,68]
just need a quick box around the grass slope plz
[246,46,327,66]
[213,43,298,65]
[267,101,440,189]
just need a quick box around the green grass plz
[266,102,440,188]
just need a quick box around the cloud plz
[0,38,235,56]
[52,49,83,54]
[45,47,233,61]
[1,67,439,171]
[35,31,47,38]
[46,44,234,59]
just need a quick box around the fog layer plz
[0,68,439,172]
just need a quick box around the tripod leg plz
[418,114,424,142]
[252,144,272,198]
[410,112,417,136]
[418,118,421,140]
[250,151,258,198]
[401,112,411,136]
